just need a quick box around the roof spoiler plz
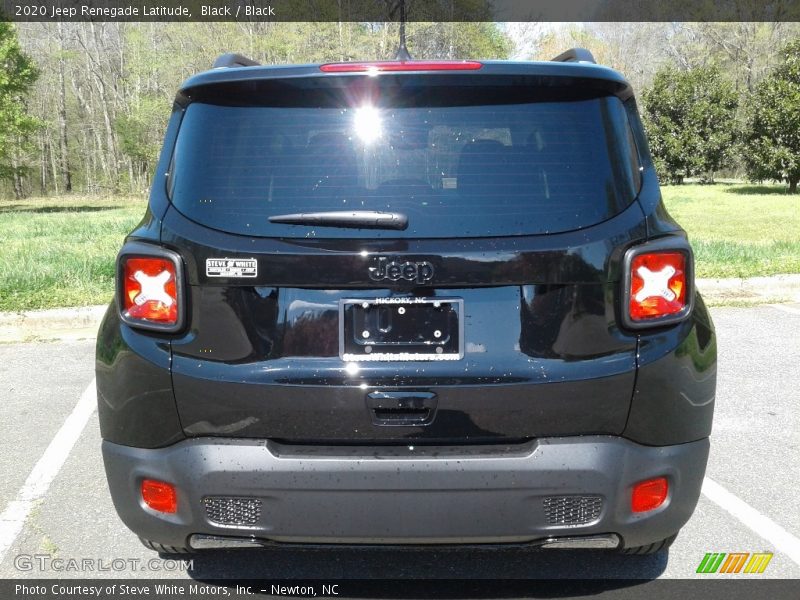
[550,48,596,64]
[213,53,260,69]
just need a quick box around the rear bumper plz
[102,435,709,550]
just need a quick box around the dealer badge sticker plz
[206,258,258,278]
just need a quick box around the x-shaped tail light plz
[118,246,183,332]
[624,241,693,328]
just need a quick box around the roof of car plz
[178,59,632,101]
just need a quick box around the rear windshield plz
[169,82,640,239]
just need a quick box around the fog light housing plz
[141,479,177,514]
[631,477,668,513]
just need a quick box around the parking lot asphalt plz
[0,304,798,583]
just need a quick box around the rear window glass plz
[170,87,640,239]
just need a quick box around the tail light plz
[141,479,178,514]
[117,243,184,332]
[631,477,669,513]
[622,238,694,329]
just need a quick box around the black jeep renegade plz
[96,48,717,555]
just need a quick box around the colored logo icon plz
[697,552,773,574]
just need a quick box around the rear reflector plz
[117,243,184,333]
[631,477,669,513]
[141,479,177,514]
[320,61,483,73]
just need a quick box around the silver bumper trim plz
[540,534,621,549]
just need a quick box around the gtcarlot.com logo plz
[14,554,193,572]
[696,552,773,574]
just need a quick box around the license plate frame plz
[339,297,464,362]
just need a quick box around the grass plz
[0,184,798,311]
[0,196,145,311]
[661,183,800,279]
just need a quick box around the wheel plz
[139,537,193,555]
[620,532,678,555]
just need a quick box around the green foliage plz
[642,65,738,184]
[0,22,38,96]
[0,21,40,187]
[662,183,800,278]
[742,39,800,193]
[0,195,144,311]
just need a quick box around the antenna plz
[393,0,412,61]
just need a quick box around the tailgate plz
[166,206,643,443]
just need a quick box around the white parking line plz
[768,303,800,315]
[702,477,800,567]
[0,379,96,564]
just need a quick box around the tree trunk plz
[57,21,72,193]
[789,178,798,194]
[71,78,108,183]
[39,135,47,193]
[88,23,120,189]
[49,137,59,194]
[11,153,25,200]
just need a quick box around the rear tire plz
[139,537,193,556]
[620,532,678,555]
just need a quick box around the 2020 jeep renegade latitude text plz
[97,49,716,555]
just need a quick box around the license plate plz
[339,298,464,361]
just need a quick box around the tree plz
[642,65,738,184]
[0,21,39,198]
[55,21,72,192]
[742,39,800,193]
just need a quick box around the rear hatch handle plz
[269,210,408,230]
[366,391,438,426]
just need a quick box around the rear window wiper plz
[268,211,408,230]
